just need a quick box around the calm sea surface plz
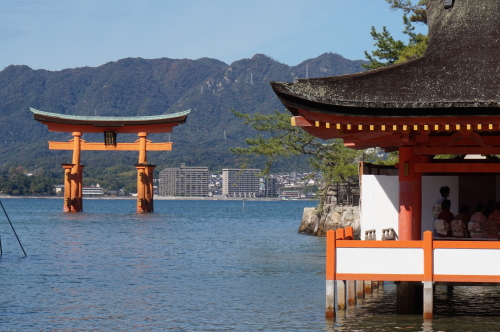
[0,198,499,331]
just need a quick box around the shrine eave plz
[30,108,190,133]
[272,84,500,118]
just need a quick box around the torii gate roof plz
[31,108,190,133]
[271,0,500,151]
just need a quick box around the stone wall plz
[298,204,361,239]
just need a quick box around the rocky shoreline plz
[299,204,361,239]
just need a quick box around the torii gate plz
[31,108,189,213]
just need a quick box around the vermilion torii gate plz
[31,108,189,213]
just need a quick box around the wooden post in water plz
[347,280,356,305]
[423,231,434,319]
[356,280,364,298]
[69,132,82,212]
[343,227,356,305]
[325,230,336,318]
[337,280,346,309]
[364,280,372,294]
[61,163,73,212]
[335,229,346,309]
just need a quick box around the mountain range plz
[0,52,364,174]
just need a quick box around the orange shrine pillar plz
[397,146,423,315]
[69,132,83,212]
[136,132,154,213]
[398,146,416,241]
[79,165,85,211]
[61,163,74,212]
[147,164,156,211]
[413,166,422,241]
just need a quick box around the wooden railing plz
[326,228,500,319]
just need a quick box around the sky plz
[0,0,428,71]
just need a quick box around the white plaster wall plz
[435,249,500,276]
[360,175,398,240]
[361,175,458,239]
[421,176,459,235]
[337,248,423,275]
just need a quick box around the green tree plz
[386,0,427,24]
[230,109,361,206]
[363,26,407,69]
[363,0,427,69]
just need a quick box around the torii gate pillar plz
[136,132,155,213]
[61,132,84,212]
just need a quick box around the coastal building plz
[280,190,301,199]
[222,168,260,197]
[159,163,209,197]
[82,185,104,196]
[264,177,279,197]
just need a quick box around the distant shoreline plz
[0,195,318,202]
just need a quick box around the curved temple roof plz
[31,108,190,133]
[271,0,500,117]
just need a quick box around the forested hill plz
[0,53,364,174]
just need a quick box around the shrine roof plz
[31,108,190,133]
[271,0,500,117]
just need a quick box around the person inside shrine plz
[435,199,454,237]
[438,199,454,223]
[469,203,487,238]
[432,186,450,220]
[452,204,470,238]
[484,200,496,218]
[485,202,500,239]
[454,204,470,224]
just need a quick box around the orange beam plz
[296,108,500,128]
[40,121,179,134]
[415,147,500,155]
[415,163,500,173]
[48,141,172,151]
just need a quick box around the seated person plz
[453,204,470,238]
[469,203,487,238]
[436,199,453,237]
[454,204,470,223]
[487,201,500,221]
[437,199,454,222]
[484,202,500,238]
[484,200,496,217]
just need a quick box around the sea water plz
[0,198,499,331]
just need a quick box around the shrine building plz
[271,0,500,318]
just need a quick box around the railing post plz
[335,228,347,309]
[344,227,356,305]
[345,226,353,240]
[326,230,336,318]
[423,231,434,320]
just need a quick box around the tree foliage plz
[386,0,427,24]
[363,27,407,69]
[363,0,428,70]
[0,167,57,195]
[230,109,362,202]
